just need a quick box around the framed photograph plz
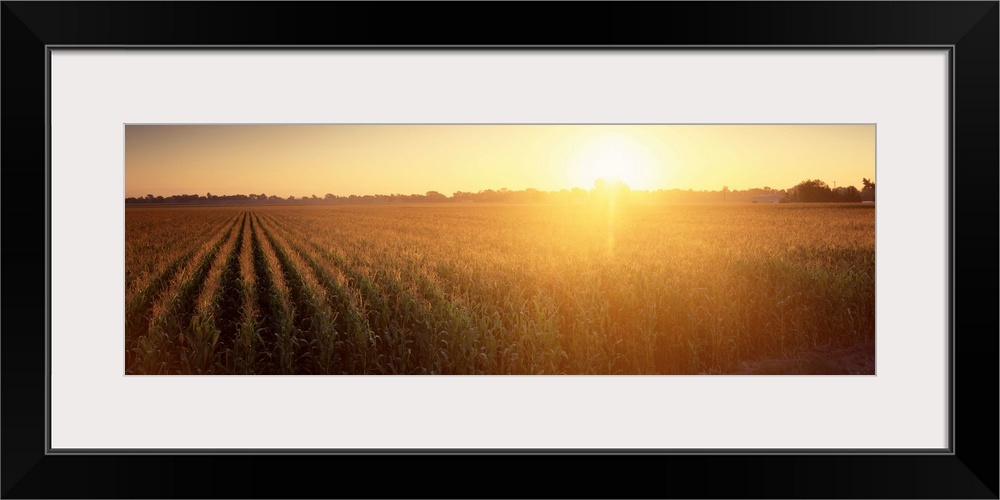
[3,2,996,498]
[120,122,878,377]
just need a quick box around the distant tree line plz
[782,178,875,203]
[126,178,874,206]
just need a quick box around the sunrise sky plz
[124,124,875,198]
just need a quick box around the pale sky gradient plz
[125,124,875,198]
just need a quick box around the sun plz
[568,131,659,191]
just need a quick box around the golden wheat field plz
[124,203,875,375]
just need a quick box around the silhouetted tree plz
[452,191,474,202]
[791,179,834,202]
[861,178,875,202]
[835,185,862,202]
[479,189,498,202]
[425,191,448,202]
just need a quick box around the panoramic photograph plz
[125,124,875,375]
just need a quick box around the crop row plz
[125,204,876,374]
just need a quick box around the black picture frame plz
[2,2,996,498]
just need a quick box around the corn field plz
[125,203,875,375]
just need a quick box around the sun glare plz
[569,132,659,190]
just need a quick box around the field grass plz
[124,203,875,375]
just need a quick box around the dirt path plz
[708,340,876,375]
